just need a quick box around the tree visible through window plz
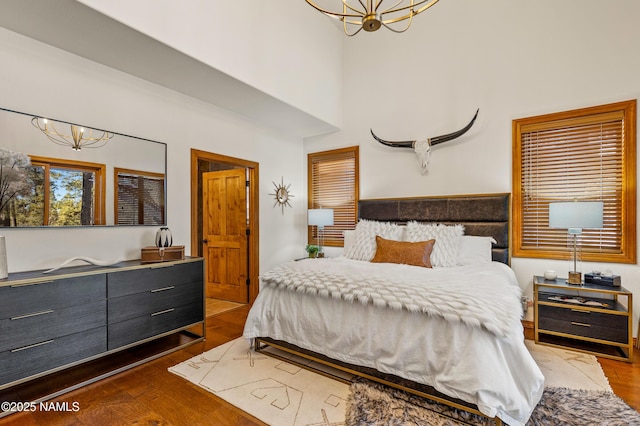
[115,168,165,225]
[512,100,636,264]
[1,156,105,226]
[308,146,359,247]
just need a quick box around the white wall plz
[0,27,307,273]
[77,0,344,130]
[305,1,640,329]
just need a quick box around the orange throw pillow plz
[371,236,435,268]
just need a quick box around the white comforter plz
[243,257,544,426]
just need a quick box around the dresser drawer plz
[0,326,106,386]
[107,261,203,298]
[108,302,203,350]
[538,304,628,343]
[0,300,106,353]
[0,275,106,320]
[108,280,202,324]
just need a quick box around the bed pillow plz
[371,236,435,268]
[343,229,356,255]
[404,222,464,267]
[344,219,403,261]
[457,235,497,265]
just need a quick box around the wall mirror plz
[0,107,166,227]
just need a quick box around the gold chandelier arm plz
[376,0,403,13]
[305,0,364,18]
[380,14,413,33]
[380,0,440,19]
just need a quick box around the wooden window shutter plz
[512,100,636,263]
[308,146,359,247]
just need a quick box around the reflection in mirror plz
[0,107,167,227]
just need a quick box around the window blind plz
[513,100,636,263]
[308,147,359,247]
[116,170,165,225]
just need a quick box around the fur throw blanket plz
[261,258,522,339]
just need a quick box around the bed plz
[243,194,544,426]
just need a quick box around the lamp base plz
[568,271,582,285]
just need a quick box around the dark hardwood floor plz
[1,305,638,425]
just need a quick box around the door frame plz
[190,149,259,304]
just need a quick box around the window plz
[308,146,359,247]
[115,168,165,225]
[512,100,636,263]
[1,156,106,226]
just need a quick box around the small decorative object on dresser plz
[155,226,173,247]
[543,270,557,280]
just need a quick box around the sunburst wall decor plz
[270,177,293,214]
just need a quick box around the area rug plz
[347,380,640,426]
[169,337,351,426]
[169,338,626,426]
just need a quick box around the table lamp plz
[308,208,334,257]
[549,201,603,284]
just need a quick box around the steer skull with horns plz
[371,109,479,175]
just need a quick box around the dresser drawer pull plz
[11,309,54,320]
[11,339,55,352]
[150,286,175,293]
[151,308,175,316]
[571,322,592,327]
[10,280,54,288]
[571,309,591,314]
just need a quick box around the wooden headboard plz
[358,193,511,265]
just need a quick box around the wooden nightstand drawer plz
[538,304,627,329]
[538,316,628,343]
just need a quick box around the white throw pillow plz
[404,222,464,267]
[344,220,403,261]
[457,235,497,265]
[343,229,356,254]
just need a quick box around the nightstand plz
[533,275,633,362]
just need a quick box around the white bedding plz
[243,257,544,426]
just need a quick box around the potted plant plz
[305,244,319,258]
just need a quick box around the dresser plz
[0,258,204,415]
[534,275,632,362]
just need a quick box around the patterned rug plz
[169,338,351,425]
[347,380,640,426]
[169,338,624,426]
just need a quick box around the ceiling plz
[0,0,338,138]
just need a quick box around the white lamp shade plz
[308,208,334,227]
[549,201,604,229]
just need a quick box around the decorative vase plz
[0,236,7,279]
[155,227,173,248]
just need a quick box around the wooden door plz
[202,169,248,302]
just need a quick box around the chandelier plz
[305,0,441,36]
[31,117,113,151]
